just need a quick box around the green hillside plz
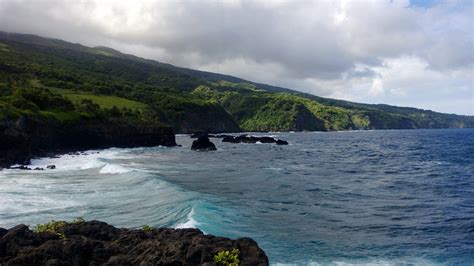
[0,31,472,133]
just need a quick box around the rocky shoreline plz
[0,117,177,169]
[0,220,268,265]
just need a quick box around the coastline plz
[0,117,177,169]
[4,126,474,169]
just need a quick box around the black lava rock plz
[221,134,288,145]
[0,220,269,265]
[259,137,276,143]
[222,136,240,143]
[214,134,234,139]
[276,139,289,145]
[191,136,217,151]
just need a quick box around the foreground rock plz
[191,136,217,151]
[0,220,268,265]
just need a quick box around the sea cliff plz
[0,116,176,168]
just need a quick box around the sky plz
[0,0,472,115]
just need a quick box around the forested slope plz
[1,31,472,135]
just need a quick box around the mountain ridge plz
[0,30,472,134]
[0,30,467,115]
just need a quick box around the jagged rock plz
[213,134,234,139]
[34,167,44,171]
[0,220,268,265]
[237,135,258,143]
[259,137,277,143]
[222,136,240,143]
[222,135,288,145]
[191,136,217,151]
[9,165,31,170]
[46,165,56,169]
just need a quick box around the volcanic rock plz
[191,136,217,151]
[276,139,289,145]
[0,220,268,265]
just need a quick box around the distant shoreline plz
[3,127,474,169]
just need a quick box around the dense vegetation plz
[0,31,472,133]
[0,85,156,126]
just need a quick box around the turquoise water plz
[1,129,473,265]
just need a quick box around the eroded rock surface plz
[0,220,268,265]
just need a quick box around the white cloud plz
[370,78,385,97]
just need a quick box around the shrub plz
[33,218,85,239]
[213,248,240,266]
[105,105,122,117]
[33,220,67,238]
[75,99,101,114]
[142,224,152,232]
[8,87,74,111]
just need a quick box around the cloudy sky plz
[0,0,472,115]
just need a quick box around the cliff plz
[0,116,176,168]
[0,220,268,265]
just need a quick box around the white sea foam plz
[99,163,131,174]
[27,148,130,172]
[175,207,200,229]
[266,167,283,171]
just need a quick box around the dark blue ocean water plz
[1,129,473,265]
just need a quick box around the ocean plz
[1,129,473,265]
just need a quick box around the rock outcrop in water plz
[191,135,217,151]
[0,117,177,168]
[191,133,289,146]
[0,220,268,265]
[220,134,289,145]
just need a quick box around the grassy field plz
[45,87,148,111]
[0,43,9,52]
[39,110,83,122]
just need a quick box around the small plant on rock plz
[33,220,67,239]
[142,224,153,232]
[213,248,240,266]
[58,232,66,239]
